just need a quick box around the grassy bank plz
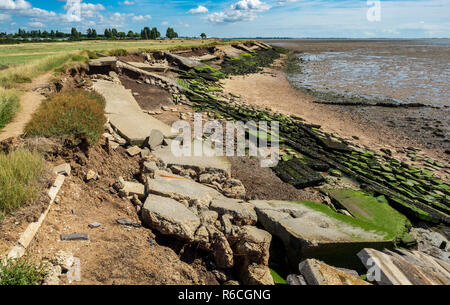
[25,89,106,145]
[0,257,46,285]
[0,88,19,129]
[0,149,47,219]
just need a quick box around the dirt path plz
[221,66,447,165]
[0,72,52,141]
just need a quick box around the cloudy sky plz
[0,0,448,38]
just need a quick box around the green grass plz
[295,200,397,241]
[24,89,106,145]
[0,88,20,128]
[0,257,46,285]
[0,149,47,219]
[270,269,286,285]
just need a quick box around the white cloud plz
[132,14,151,21]
[277,0,298,5]
[207,0,270,23]
[0,12,11,22]
[0,0,31,10]
[187,5,208,14]
[161,21,169,26]
[118,0,134,5]
[27,21,44,28]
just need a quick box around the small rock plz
[43,264,62,285]
[60,233,89,241]
[67,257,82,283]
[51,250,75,271]
[88,222,102,229]
[127,146,142,156]
[85,170,98,181]
[146,129,164,150]
[116,218,141,227]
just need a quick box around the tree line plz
[2,27,188,41]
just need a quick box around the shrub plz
[0,149,47,219]
[108,49,128,56]
[0,88,20,129]
[24,89,106,145]
[0,257,46,285]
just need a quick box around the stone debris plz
[358,248,450,285]
[53,163,71,176]
[43,264,62,285]
[88,222,102,229]
[210,198,258,225]
[286,274,307,285]
[298,259,370,285]
[67,257,82,284]
[145,129,164,151]
[146,174,223,208]
[60,233,89,241]
[51,250,75,271]
[121,181,146,199]
[126,146,141,157]
[116,218,141,227]
[142,194,201,241]
[85,170,98,181]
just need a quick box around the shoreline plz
[221,55,449,176]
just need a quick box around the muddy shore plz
[263,39,449,163]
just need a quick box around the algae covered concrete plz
[251,199,394,269]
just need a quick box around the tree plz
[200,33,207,39]
[141,27,150,40]
[150,27,160,39]
[70,27,80,40]
[127,30,134,38]
[166,27,178,40]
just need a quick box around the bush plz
[24,89,106,145]
[0,149,47,219]
[108,49,128,56]
[0,257,46,285]
[0,88,20,129]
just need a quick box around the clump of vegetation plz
[221,48,283,75]
[284,52,303,75]
[108,49,128,56]
[0,149,47,219]
[0,88,20,129]
[25,89,106,145]
[0,257,46,285]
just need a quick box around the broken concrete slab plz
[67,257,81,284]
[233,226,272,265]
[251,200,393,269]
[93,79,178,145]
[241,263,274,285]
[141,194,201,241]
[122,181,145,199]
[89,56,117,67]
[53,163,71,176]
[152,139,231,175]
[215,45,244,58]
[127,61,168,72]
[146,175,223,207]
[358,248,450,285]
[190,54,218,62]
[163,51,204,69]
[210,198,258,225]
[299,259,370,285]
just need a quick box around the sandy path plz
[0,72,51,141]
[221,66,446,164]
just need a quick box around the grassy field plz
[0,39,233,131]
[0,39,229,66]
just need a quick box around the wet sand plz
[263,39,449,162]
[221,55,449,167]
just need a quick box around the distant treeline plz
[0,26,188,44]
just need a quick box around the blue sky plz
[0,0,449,37]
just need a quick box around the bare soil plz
[119,75,174,111]
[229,156,323,202]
